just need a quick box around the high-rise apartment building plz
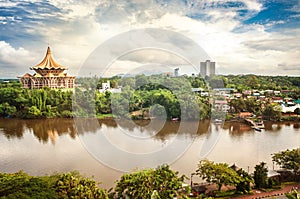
[200,60,215,77]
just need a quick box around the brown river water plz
[0,118,299,189]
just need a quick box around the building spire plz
[46,46,51,54]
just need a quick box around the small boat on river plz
[214,119,223,124]
[171,117,179,121]
[252,126,262,132]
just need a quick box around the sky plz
[0,0,299,78]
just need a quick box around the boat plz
[171,117,179,121]
[252,126,262,132]
[214,119,223,124]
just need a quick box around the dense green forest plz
[204,75,299,90]
[0,81,73,118]
[0,75,299,120]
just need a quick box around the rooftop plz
[30,47,67,70]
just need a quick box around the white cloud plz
[0,1,18,7]
[0,0,299,77]
[291,1,300,12]
[0,41,37,77]
[242,0,262,11]
[0,41,32,65]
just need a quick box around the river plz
[0,118,299,189]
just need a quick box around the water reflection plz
[0,119,25,139]
[0,119,76,144]
[0,118,298,145]
[0,118,210,144]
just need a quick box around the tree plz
[178,95,200,120]
[253,162,268,189]
[285,189,299,199]
[149,104,166,119]
[244,98,261,115]
[56,172,108,199]
[0,171,109,199]
[235,168,253,193]
[262,104,282,121]
[272,148,300,176]
[246,75,259,89]
[0,102,17,117]
[110,93,130,118]
[135,74,149,89]
[112,165,188,199]
[27,106,42,118]
[0,171,59,198]
[229,98,246,113]
[294,108,300,115]
[208,76,224,88]
[196,160,242,191]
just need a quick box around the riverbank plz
[96,113,114,119]
[226,113,300,123]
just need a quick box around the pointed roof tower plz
[30,46,67,70]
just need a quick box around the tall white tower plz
[200,60,215,77]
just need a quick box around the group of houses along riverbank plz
[207,88,300,129]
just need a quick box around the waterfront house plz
[214,100,230,112]
[272,97,283,103]
[243,90,252,95]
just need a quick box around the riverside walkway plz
[234,183,300,199]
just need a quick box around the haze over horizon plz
[0,0,299,78]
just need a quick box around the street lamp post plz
[190,173,196,190]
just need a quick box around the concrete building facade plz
[200,60,215,77]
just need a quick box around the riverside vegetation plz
[0,148,299,198]
[0,75,299,120]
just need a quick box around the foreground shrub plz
[0,171,108,199]
[0,171,58,199]
[111,165,189,199]
[55,171,108,199]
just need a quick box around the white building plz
[99,80,121,93]
[102,81,110,90]
[200,60,215,77]
[281,104,300,113]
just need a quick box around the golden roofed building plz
[18,47,75,89]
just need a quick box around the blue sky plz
[0,0,299,78]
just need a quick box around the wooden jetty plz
[244,118,264,131]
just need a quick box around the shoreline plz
[1,114,300,122]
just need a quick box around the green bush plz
[0,171,108,199]
[55,172,108,199]
[0,171,58,199]
[285,190,299,199]
[112,165,189,199]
